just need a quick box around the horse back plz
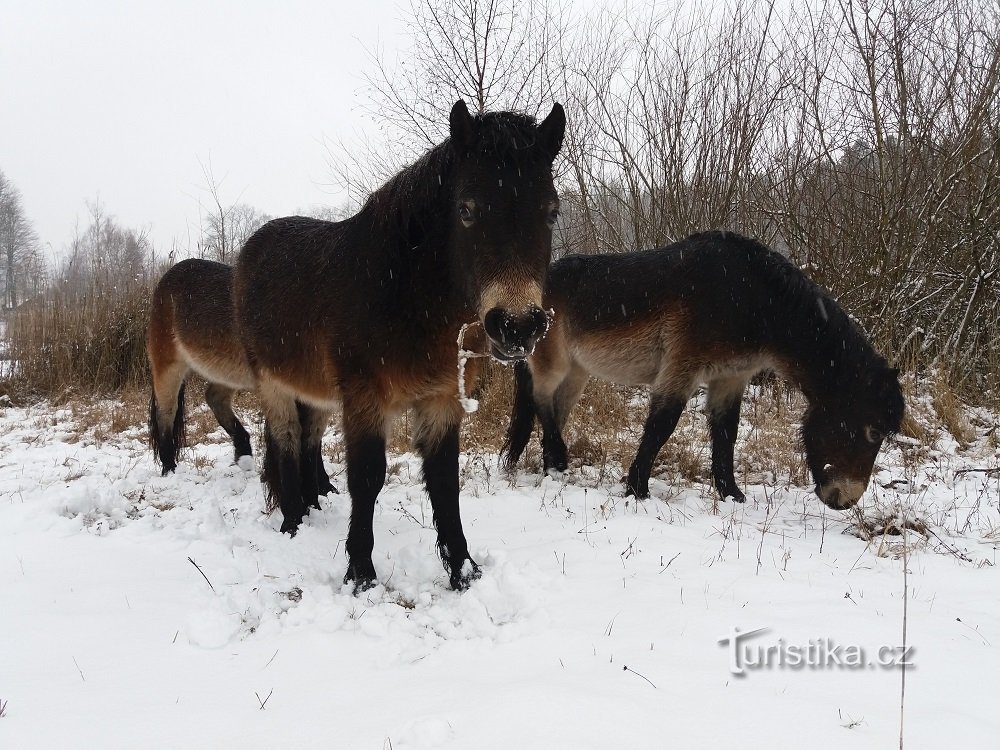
[149,258,254,390]
[235,216,467,409]
[540,233,818,386]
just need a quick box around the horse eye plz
[864,426,884,444]
[458,203,475,227]
[546,207,559,228]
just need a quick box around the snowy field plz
[2,399,998,748]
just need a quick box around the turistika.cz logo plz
[718,627,915,676]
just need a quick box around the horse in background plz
[146,259,334,494]
[502,231,904,509]
[234,100,566,591]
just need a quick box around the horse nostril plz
[483,307,513,345]
[527,306,549,341]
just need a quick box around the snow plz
[1,400,999,748]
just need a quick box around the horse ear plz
[538,103,566,161]
[449,100,475,152]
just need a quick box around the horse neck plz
[774,297,877,406]
[347,206,471,330]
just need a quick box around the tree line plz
[3,0,998,403]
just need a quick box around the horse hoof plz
[318,482,338,496]
[544,457,568,473]
[344,560,378,593]
[624,482,650,500]
[717,486,746,503]
[450,559,482,591]
[279,516,302,536]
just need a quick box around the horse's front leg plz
[626,394,686,499]
[707,378,747,503]
[536,399,569,473]
[297,403,336,509]
[414,397,480,590]
[342,401,387,592]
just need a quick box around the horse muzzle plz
[815,477,869,510]
[483,306,550,362]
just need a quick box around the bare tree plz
[197,167,271,264]
[0,169,42,309]
[330,0,568,201]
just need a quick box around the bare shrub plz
[1,206,155,399]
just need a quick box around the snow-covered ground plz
[2,399,998,748]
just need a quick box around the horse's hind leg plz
[414,395,480,590]
[342,394,388,591]
[707,377,747,503]
[625,393,687,499]
[205,383,253,462]
[149,360,189,475]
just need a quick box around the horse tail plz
[501,360,537,470]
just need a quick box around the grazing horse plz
[502,231,904,509]
[233,100,565,591]
[146,259,334,494]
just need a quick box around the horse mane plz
[359,110,549,247]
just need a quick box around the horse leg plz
[301,404,336,496]
[536,397,569,473]
[414,396,480,590]
[149,361,189,475]
[205,383,253,463]
[257,382,306,535]
[707,377,747,503]
[538,364,589,473]
[297,403,334,510]
[342,399,387,591]
[315,443,336,496]
[625,394,687,499]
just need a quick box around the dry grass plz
[931,373,976,446]
[2,280,151,400]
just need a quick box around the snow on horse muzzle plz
[483,306,552,362]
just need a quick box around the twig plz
[263,649,279,669]
[187,556,217,594]
[899,503,910,750]
[72,656,86,682]
[954,467,1000,477]
[658,552,681,573]
[623,665,657,689]
[0,698,8,718]
[255,688,274,710]
[604,612,621,637]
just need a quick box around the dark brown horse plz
[233,100,565,591]
[503,231,904,510]
[147,259,334,493]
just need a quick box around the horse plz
[502,230,905,510]
[233,100,565,591]
[146,258,335,494]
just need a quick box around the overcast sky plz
[1,0,405,260]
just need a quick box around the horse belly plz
[177,339,256,391]
[571,329,663,386]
